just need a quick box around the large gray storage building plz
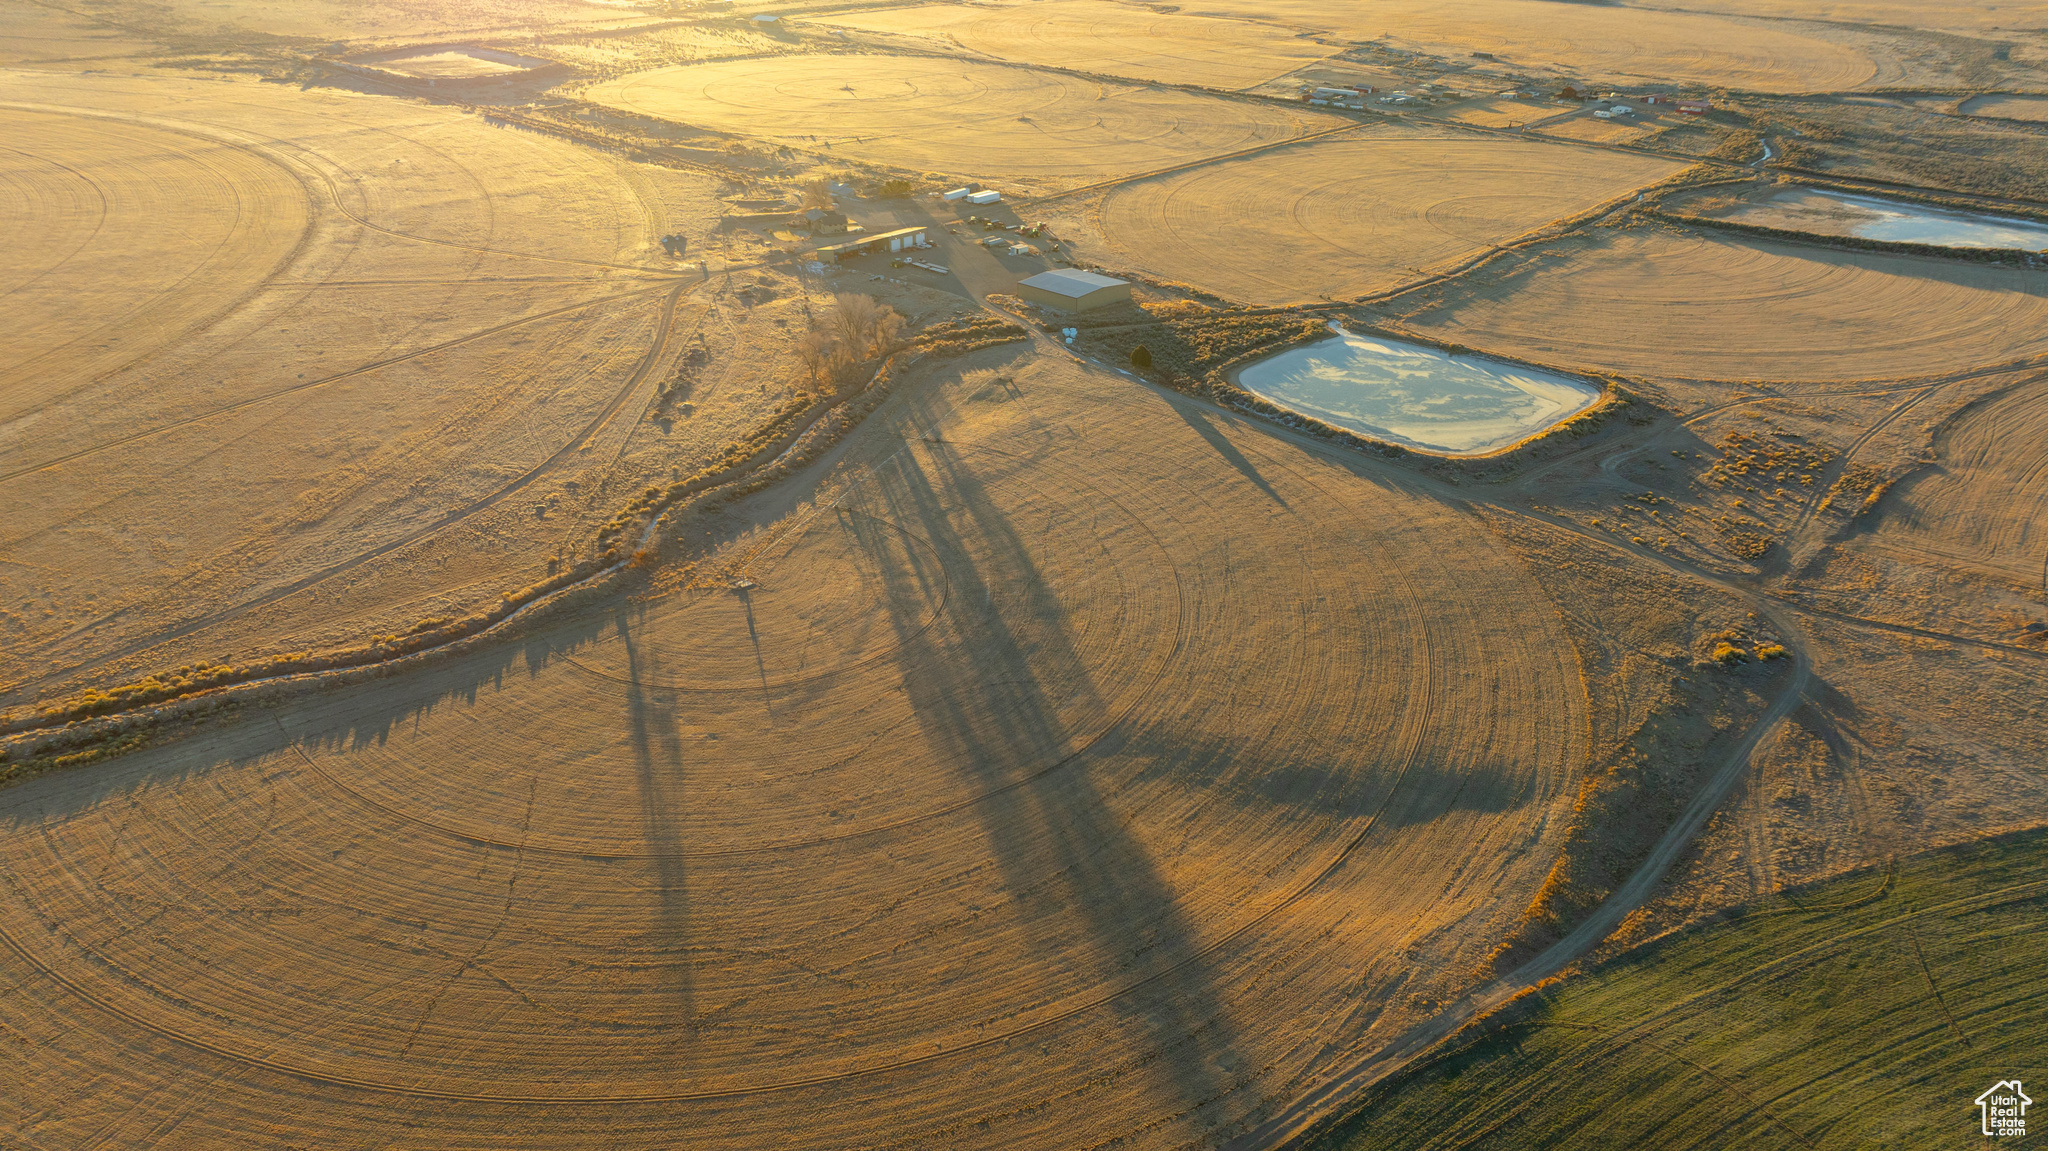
[1016,269,1132,311]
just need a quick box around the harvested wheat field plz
[1629,0,2048,38]
[1065,131,1682,305]
[1405,227,2048,383]
[9,3,2048,1148]
[136,0,664,42]
[0,347,1590,1148]
[0,2,152,65]
[584,55,1345,193]
[1535,116,1656,146]
[804,0,1341,90]
[1444,97,1558,128]
[1180,0,1890,91]
[0,70,782,706]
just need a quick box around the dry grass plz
[0,345,1593,1150]
[1057,128,1683,305]
[584,54,1344,194]
[803,0,1341,89]
[0,70,789,711]
[1762,98,2048,200]
[1166,0,1889,92]
[1404,227,2048,383]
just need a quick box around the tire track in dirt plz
[1033,376,1812,1150]
[0,371,1562,1121]
[1783,382,1941,550]
[0,106,323,420]
[1111,357,2045,1146]
[0,286,665,487]
[19,281,697,686]
[1224,570,1810,1148]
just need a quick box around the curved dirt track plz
[584,55,1343,191]
[1409,228,2048,383]
[0,106,311,419]
[1083,132,1682,306]
[0,351,1590,1149]
[807,0,1340,89]
[1860,376,2048,584]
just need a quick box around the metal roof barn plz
[815,225,929,260]
[1016,269,1133,311]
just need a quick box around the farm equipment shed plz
[816,225,929,261]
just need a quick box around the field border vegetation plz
[0,314,1027,786]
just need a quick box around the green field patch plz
[1309,827,2048,1150]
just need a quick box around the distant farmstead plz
[797,207,849,234]
[1016,269,1132,311]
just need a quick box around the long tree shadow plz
[841,436,1240,1124]
[1176,405,1290,510]
[617,608,695,1023]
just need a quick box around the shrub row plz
[7,336,946,740]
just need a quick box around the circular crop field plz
[806,0,1341,90]
[0,105,311,417]
[0,72,752,718]
[0,355,1590,1148]
[1081,133,1683,305]
[585,54,1343,190]
[1409,228,2048,383]
[1183,0,1888,92]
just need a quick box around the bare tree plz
[832,292,883,356]
[872,307,905,355]
[799,177,833,210]
[796,328,833,388]
[803,294,907,387]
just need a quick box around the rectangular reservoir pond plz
[1714,188,2048,250]
[1234,328,1600,455]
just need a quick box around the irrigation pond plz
[1234,328,1600,455]
[1719,188,2048,250]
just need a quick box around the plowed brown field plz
[0,347,1590,1149]
[1065,131,1682,305]
[583,55,1345,193]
